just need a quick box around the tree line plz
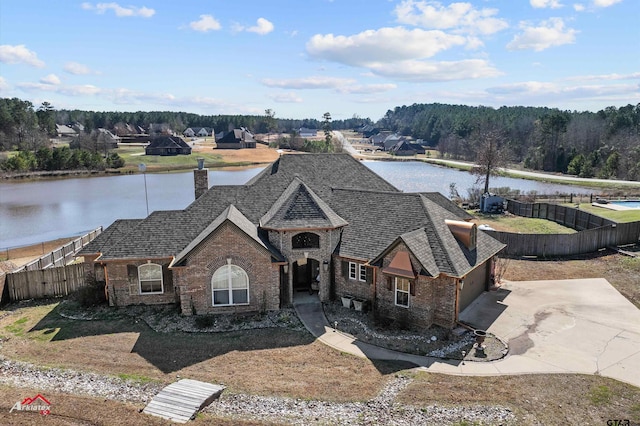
[377,103,640,181]
[0,98,125,173]
[2,96,638,181]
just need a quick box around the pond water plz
[0,160,596,249]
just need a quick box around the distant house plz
[145,136,192,156]
[299,127,318,138]
[56,124,77,138]
[390,140,426,156]
[382,134,404,151]
[148,123,173,136]
[197,127,213,137]
[80,154,505,329]
[97,128,121,148]
[183,128,196,138]
[359,125,380,138]
[216,128,256,149]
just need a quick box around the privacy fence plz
[485,201,640,257]
[14,227,102,272]
[1,228,102,303]
[4,263,86,302]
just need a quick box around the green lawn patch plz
[564,203,640,223]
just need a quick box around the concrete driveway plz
[459,278,640,388]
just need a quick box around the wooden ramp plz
[143,379,225,423]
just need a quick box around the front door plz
[293,258,319,292]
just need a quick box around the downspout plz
[102,263,109,304]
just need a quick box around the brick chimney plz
[194,158,208,199]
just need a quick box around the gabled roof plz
[147,136,190,149]
[90,153,501,271]
[332,189,505,276]
[173,205,283,266]
[79,219,143,256]
[260,177,348,230]
[218,128,255,144]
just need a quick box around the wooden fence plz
[486,201,640,257]
[5,263,86,302]
[15,227,102,272]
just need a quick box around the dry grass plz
[0,302,403,403]
[0,385,271,425]
[503,249,640,308]
[398,372,640,425]
[0,238,76,266]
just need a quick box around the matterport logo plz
[10,394,51,415]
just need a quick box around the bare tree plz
[470,126,511,194]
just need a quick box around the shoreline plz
[354,154,640,190]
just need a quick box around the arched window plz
[292,232,320,249]
[138,263,163,294]
[211,264,249,306]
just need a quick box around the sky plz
[0,0,638,121]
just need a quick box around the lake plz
[0,160,596,249]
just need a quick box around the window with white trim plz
[138,263,163,294]
[395,277,410,307]
[211,264,249,306]
[348,262,367,282]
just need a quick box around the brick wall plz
[174,222,279,315]
[267,228,342,302]
[333,255,374,302]
[432,276,457,329]
[372,242,457,329]
[104,258,177,307]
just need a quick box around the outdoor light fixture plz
[283,264,289,274]
[323,260,329,271]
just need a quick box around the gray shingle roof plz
[92,153,504,275]
[260,178,348,230]
[79,219,142,255]
[173,204,283,266]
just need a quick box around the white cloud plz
[367,59,502,82]
[507,18,577,51]
[307,27,466,67]
[262,76,356,89]
[189,15,222,32]
[40,74,61,85]
[530,0,563,8]
[268,92,303,103]
[394,1,508,35]
[64,62,94,75]
[564,72,640,81]
[0,76,9,92]
[246,18,274,35]
[0,44,45,67]
[483,80,639,107]
[81,2,155,18]
[336,83,398,94]
[573,3,586,11]
[18,82,101,96]
[593,0,622,7]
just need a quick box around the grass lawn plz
[470,212,576,234]
[0,302,400,403]
[117,146,228,173]
[563,202,640,223]
[1,297,639,425]
[399,372,640,425]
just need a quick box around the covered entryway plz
[293,258,320,292]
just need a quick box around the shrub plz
[72,272,106,307]
[195,315,215,329]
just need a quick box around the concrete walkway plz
[293,279,640,389]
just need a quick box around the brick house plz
[81,154,505,329]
